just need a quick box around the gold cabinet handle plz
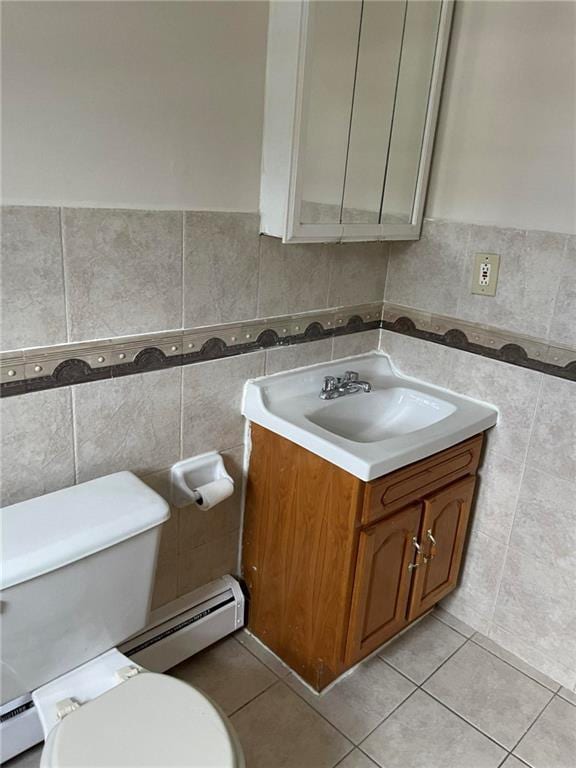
[408,537,422,571]
[423,529,437,562]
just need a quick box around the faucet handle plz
[344,371,359,382]
[322,375,337,392]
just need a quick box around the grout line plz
[487,371,545,651]
[69,384,79,484]
[180,211,185,330]
[373,653,419,687]
[227,678,280,719]
[415,636,471,688]
[231,632,289,679]
[178,364,184,460]
[507,690,557,758]
[280,676,359,746]
[545,233,570,342]
[356,688,421,751]
[502,372,545,553]
[469,634,561,693]
[430,608,475,639]
[453,222,473,320]
[59,207,71,344]
[255,235,263,318]
[225,624,561,764]
[325,243,336,310]
[557,688,576,708]
[420,687,514,754]
[370,636,524,755]
[332,744,362,768]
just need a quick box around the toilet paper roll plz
[193,478,234,510]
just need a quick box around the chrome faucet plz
[319,370,372,400]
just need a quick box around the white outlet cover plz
[472,252,500,296]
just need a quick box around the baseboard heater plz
[0,576,245,764]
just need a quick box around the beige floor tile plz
[472,633,561,692]
[361,690,505,768]
[231,681,352,768]
[433,605,476,637]
[336,748,380,768]
[379,615,467,684]
[515,696,576,768]
[558,686,576,706]
[234,630,292,677]
[423,643,553,749]
[500,757,529,768]
[169,636,276,715]
[287,656,415,744]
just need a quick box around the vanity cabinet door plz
[345,503,421,665]
[407,476,475,621]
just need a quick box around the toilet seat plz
[40,672,243,768]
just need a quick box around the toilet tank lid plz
[0,472,169,590]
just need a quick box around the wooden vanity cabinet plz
[242,425,483,691]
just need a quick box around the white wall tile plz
[549,234,576,346]
[258,236,331,317]
[510,468,576,568]
[448,348,542,463]
[385,220,470,315]
[327,242,389,307]
[63,208,182,341]
[332,329,380,359]
[184,212,259,327]
[526,376,576,482]
[1,206,67,349]
[493,547,576,682]
[181,352,265,458]
[265,339,332,375]
[0,388,75,505]
[73,368,182,483]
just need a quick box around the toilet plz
[1,471,245,767]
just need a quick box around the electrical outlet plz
[471,253,500,296]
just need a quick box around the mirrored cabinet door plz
[300,1,362,225]
[380,0,443,225]
[259,0,453,242]
[341,0,405,225]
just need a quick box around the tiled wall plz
[0,205,386,608]
[385,218,575,347]
[380,218,576,692]
[3,208,574,692]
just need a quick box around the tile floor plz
[7,609,575,768]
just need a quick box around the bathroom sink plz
[306,387,457,443]
[243,351,498,481]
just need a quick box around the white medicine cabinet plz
[260,0,454,243]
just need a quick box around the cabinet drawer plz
[362,435,483,525]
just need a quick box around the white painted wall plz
[2,1,574,233]
[1,1,268,211]
[427,0,576,234]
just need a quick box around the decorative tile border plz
[382,302,576,382]
[2,300,574,397]
[0,303,382,397]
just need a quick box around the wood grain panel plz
[407,475,476,621]
[243,424,364,690]
[345,504,421,665]
[362,434,483,525]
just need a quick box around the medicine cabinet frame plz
[259,0,454,243]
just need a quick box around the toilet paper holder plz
[171,451,234,509]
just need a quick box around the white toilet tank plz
[0,472,169,705]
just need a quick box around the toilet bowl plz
[36,656,243,768]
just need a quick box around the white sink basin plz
[306,387,457,443]
[243,351,498,481]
